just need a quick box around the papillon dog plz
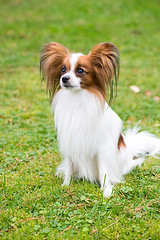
[40,42,160,197]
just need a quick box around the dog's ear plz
[40,42,68,99]
[89,42,119,103]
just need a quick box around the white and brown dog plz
[40,42,160,197]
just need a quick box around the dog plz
[40,42,160,197]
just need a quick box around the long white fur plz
[52,54,160,197]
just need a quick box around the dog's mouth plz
[63,83,78,89]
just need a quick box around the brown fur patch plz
[74,44,119,105]
[40,42,69,99]
[63,56,71,72]
[88,43,119,104]
[74,56,104,106]
[118,134,126,150]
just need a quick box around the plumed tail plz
[121,126,160,175]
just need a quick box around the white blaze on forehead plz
[60,53,84,89]
[69,53,83,71]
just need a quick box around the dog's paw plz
[55,169,63,177]
[61,179,70,187]
[103,186,113,198]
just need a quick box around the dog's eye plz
[61,66,66,73]
[77,68,84,75]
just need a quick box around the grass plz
[0,0,160,239]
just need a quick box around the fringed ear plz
[89,42,120,104]
[40,42,69,100]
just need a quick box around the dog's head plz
[40,42,119,103]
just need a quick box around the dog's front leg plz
[61,157,73,186]
[99,171,113,198]
[98,152,114,197]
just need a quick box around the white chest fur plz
[53,89,103,158]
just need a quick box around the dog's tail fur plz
[121,126,160,175]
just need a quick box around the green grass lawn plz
[0,0,160,239]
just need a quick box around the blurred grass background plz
[0,0,160,239]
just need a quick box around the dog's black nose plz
[62,76,70,83]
